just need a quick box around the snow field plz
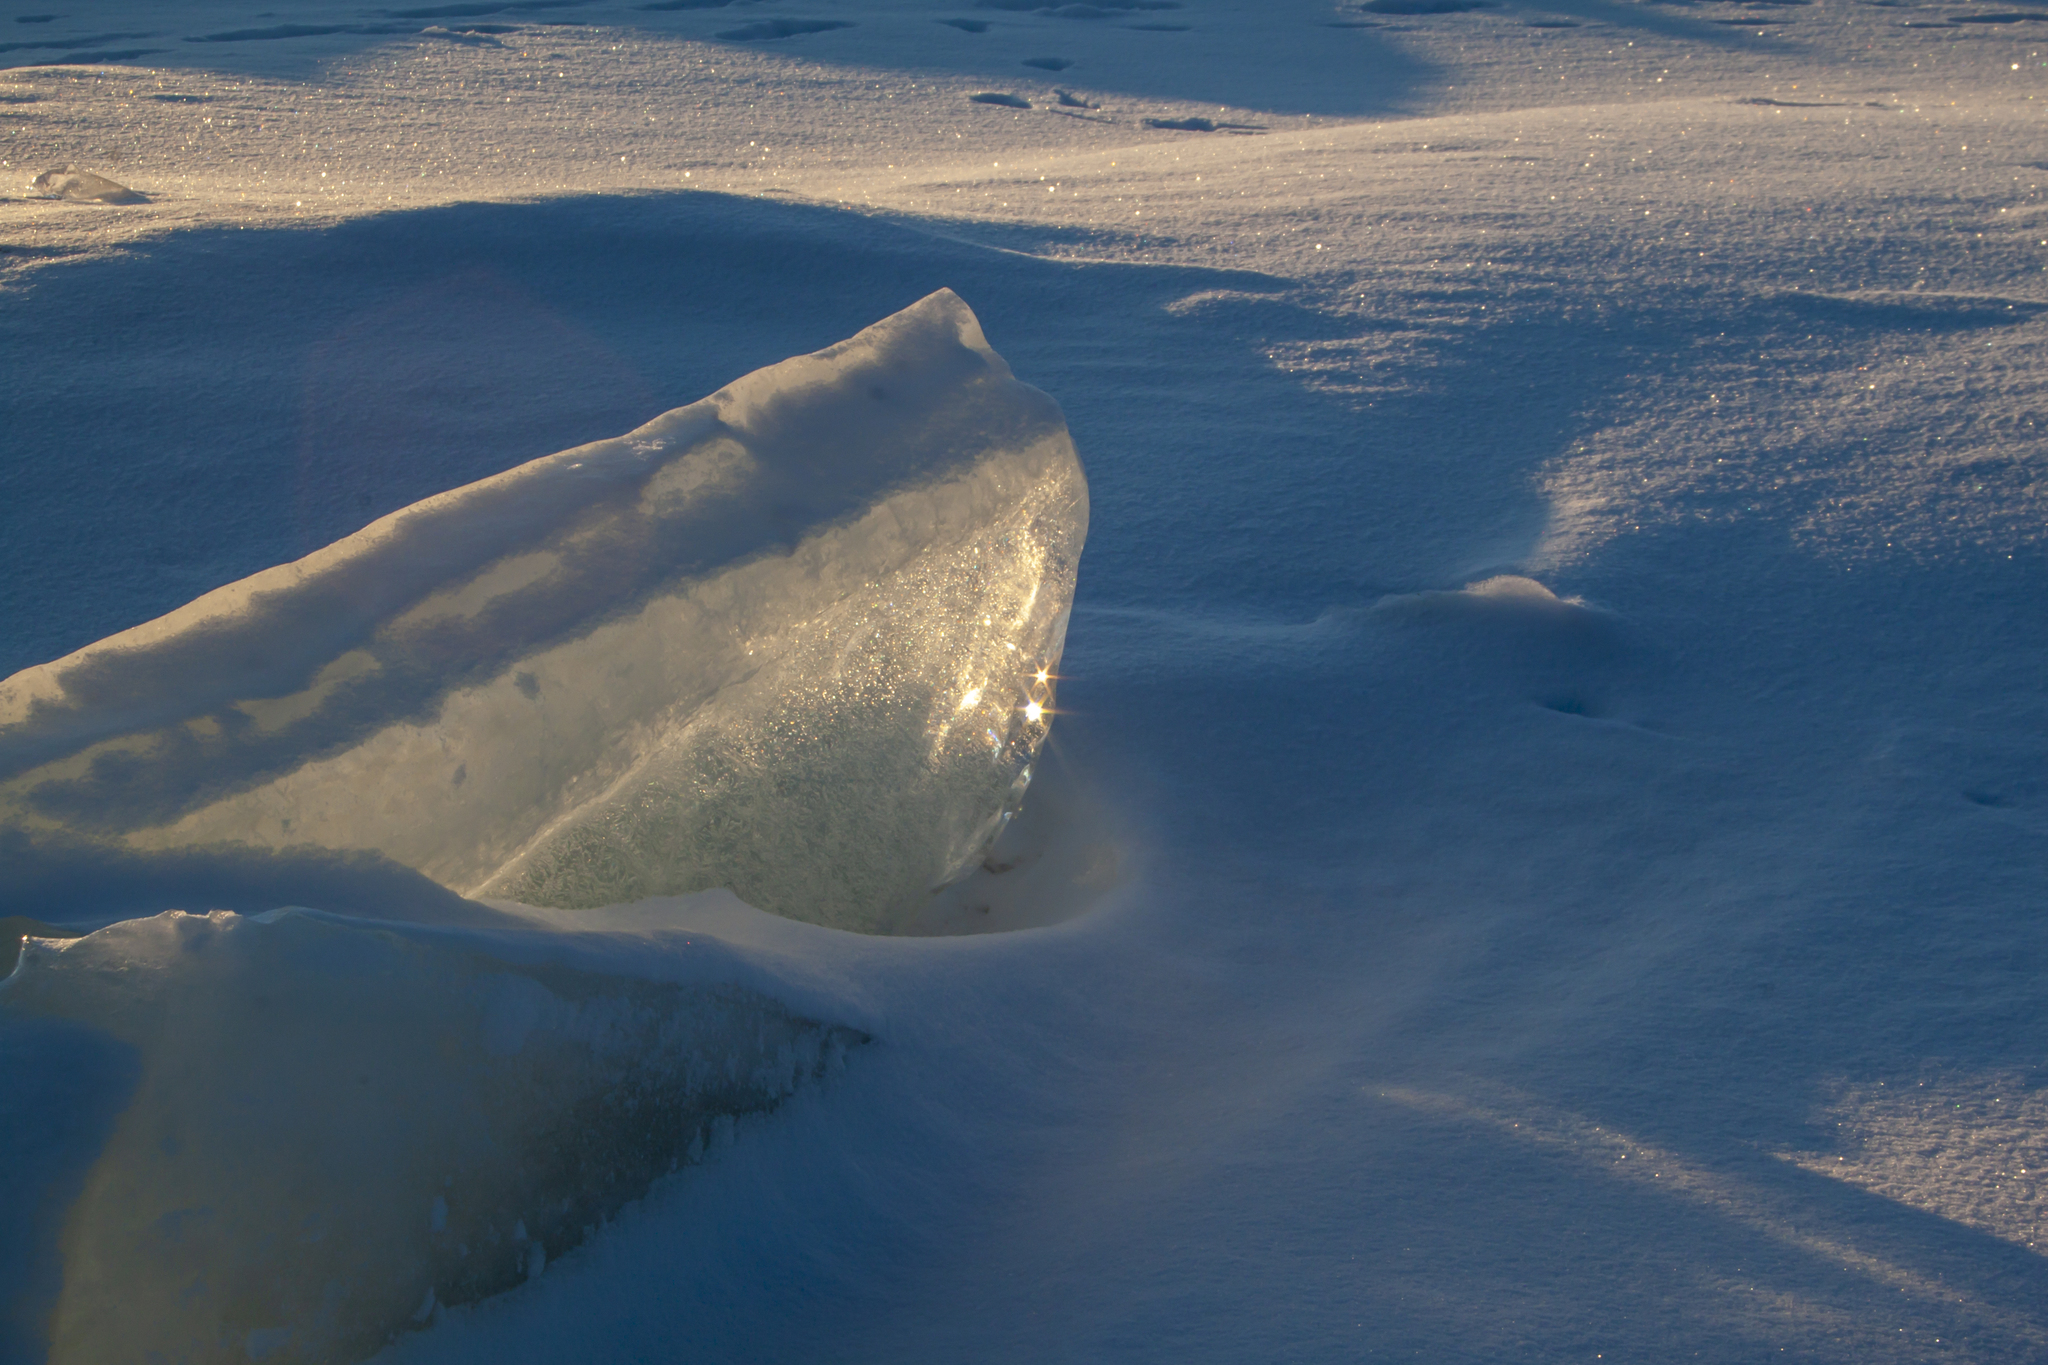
[3,0,2046,1360]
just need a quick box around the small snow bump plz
[29,168,146,204]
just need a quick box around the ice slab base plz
[2,907,864,1365]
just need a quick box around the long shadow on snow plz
[0,9,1450,120]
[0,3,1789,115]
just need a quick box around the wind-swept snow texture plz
[1,905,864,1365]
[0,289,1086,935]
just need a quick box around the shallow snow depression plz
[0,289,1087,1363]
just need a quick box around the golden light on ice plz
[1024,701,1044,723]
[1035,667,1050,684]
[959,687,982,709]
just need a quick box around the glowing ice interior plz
[0,288,1087,934]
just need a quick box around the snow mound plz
[0,907,863,1365]
[0,289,1087,935]
[28,169,146,205]
[1369,576,1643,720]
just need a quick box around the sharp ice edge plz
[0,288,1087,936]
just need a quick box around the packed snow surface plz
[2,1,2046,1363]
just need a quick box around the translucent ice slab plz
[0,290,1086,933]
[2,906,863,1365]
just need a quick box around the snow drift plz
[0,288,1087,934]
